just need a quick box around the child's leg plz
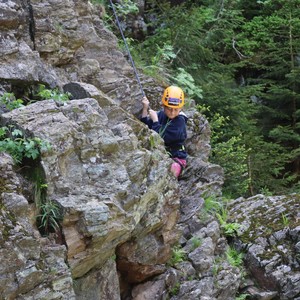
[170,158,187,178]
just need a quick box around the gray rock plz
[0,1,244,299]
[229,194,300,299]
[0,153,76,299]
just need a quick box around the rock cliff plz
[0,1,299,300]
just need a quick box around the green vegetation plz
[203,195,222,214]
[36,199,62,236]
[281,213,290,227]
[226,246,244,268]
[216,207,241,237]
[37,84,71,103]
[0,86,70,162]
[174,68,203,101]
[168,246,187,266]
[0,125,51,163]
[113,0,139,16]
[33,181,46,222]
[222,221,241,237]
[169,282,180,297]
[0,86,69,237]
[208,114,250,198]
[190,236,202,250]
[0,93,24,110]
[212,257,221,276]
[143,43,176,81]
[201,195,241,237]
[19,163,62,237]
[0,86,71,111]
[235,294,249,300]
[104,0,300,197]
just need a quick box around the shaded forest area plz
[104,0,300,198]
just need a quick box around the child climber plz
[141,86,188,178]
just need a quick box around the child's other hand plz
[149,109,158,122]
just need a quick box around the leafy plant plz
[281,213,290,227]
[114,0,139,16]
[168,246,187,266]
[37,84,71,102]
[153,44,177,65]
[223,222,241,236]
[201,195,241,236]
[203,195,223,214]
[169,282,180,296]
[37,200,62,236]
[226,246,244,268]
[34,182,48,210]
[190,236,202,250]
[212,261,220,276]
[0,92,24,110]
[142,43,176,81]
[235,294,249,300]
[216,207,241,237]
[259,186,273,196]
[0,126,51,163]
[110,254,117,261]
[173,68,203,100]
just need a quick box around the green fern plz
[226,246,244,268]
[168,246,187,266]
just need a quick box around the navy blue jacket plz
[141,110,188,159]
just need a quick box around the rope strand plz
[108,0,145,97]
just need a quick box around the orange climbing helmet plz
[162,86,184,108]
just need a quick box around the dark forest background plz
[101,0,300,198]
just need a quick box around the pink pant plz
[170,158,187,178]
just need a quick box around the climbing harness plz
[108,0,145,97]
[166,144,186,153]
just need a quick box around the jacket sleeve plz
[141,116,162,133]
[140,116,152,127]
[151,122,162,133]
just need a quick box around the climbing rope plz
[108,0,145,97]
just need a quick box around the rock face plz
[0,0,191,297]
[0,75,227,299]
[0,152,75,299]
[0,0,155,115]
[229,194,300,299]
[1,0,299,300]
[0,81,227,299]
[2,88,179,272]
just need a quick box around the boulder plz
[229,194,300,299]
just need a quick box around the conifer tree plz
[235,0,300,193]
[120,0,300,196]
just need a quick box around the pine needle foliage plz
[103,0,300,196]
